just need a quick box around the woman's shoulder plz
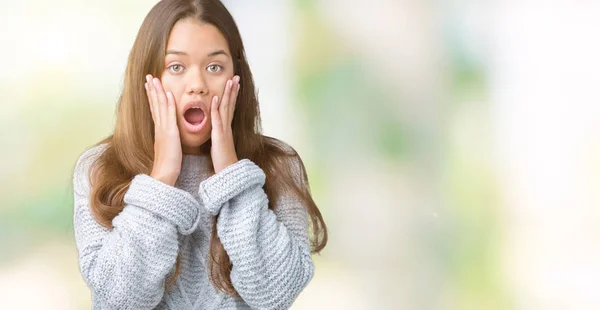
[261,135,307,178]
[262,135,299,157]
[76,143,109,170]
[73,142,111,188]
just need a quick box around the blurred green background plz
[1,1,600,309]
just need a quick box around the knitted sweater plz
[72,144,314,309]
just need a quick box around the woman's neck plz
[182,142,211,156]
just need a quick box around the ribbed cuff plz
[199,159,266,215]
[124,174,201,235]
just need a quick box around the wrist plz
[150,170,178,186]
[214,156,238,174]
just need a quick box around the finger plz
[229,76,240,120]
[153,78,168,127]
[147,75,160,124]
[146,75,160,124]
[144,82,155,123]
[211,95,222,131]
[220,79,233,118]
[166,91,177,128]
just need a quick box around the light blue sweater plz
[73,144,314,309]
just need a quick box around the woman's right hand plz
[145,74,182,186]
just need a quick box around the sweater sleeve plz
[72,146,201,309]
[198,158,315,310]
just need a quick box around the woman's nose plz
[187,70,208,95]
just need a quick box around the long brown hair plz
[86,0,327,296]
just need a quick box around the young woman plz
[72,0,327,309]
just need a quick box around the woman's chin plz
[180,134,210,155]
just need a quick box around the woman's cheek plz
[213,77,229,97]
[160,75,172,92]
[161,76,181,99]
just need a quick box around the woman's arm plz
[199,157,314,310]
[73,146,201,309]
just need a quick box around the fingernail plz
[214,95,219,103]
[227,80,232,88]
[144,83,148,89]
[233,75,240,83]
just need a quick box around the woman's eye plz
[207,64,223,73]
[169,64,184,73]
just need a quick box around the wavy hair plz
[86,0,327,296]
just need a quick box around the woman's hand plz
[210,75,240,173]
[145,74,182,186]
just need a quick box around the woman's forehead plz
[166,18,230,57]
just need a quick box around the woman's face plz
[160,17,234,154]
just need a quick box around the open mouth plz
[181,103,208,134]
[184,107,205,125]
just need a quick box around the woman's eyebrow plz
[206,49,229,58]
[166,49,188,56]
[165,49,229,58]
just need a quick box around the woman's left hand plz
[210,75,240,173]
